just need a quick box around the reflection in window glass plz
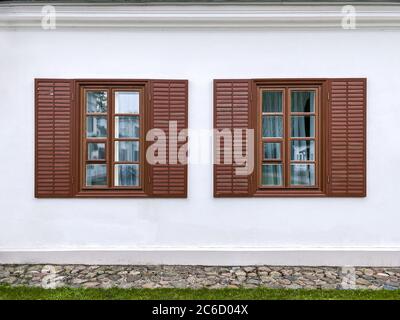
[262,116,283,138]
[262,91,282,113]
[115,92,139,114]
[88,143,106,160]
[262,164,283,186]
[291,140,315,161]
[263,143,281,160]
[291,116,315,137]
[115,116,139,138]
[291,91,315,113]
[290,164,315,186]
[114,164,139,186]
[87,91,107,113]
[115,141,139,162]
[86,116,107,138]
[86,164,107,186]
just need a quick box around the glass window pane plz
[88,143,106,160]
[114,164,139,187]
[290,164,315,186]
[262,164,283,186]
[87,116,107,138]
[262,116,283,138]
[291,116,315,137]
[262,91,282,113]
[115,91,139,114]
[115,116,139,138]
[115,141,139,162]
[291,140,315,161]
[263,142,281,160]
[87,91,107,113]
[86,164,107,186]
[291,91,315,113]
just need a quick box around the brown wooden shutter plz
[35,79,74,198]
[214,80,252,197]
[149,80,188,197]
[328,79,367,197]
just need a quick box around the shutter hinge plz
[327,92,330,100]
[71,177,74,185]
[327,175,330,184]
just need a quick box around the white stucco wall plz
[1,25,400,265]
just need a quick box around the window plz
[214,78,366,197]
[259,87,320,189]
[82,87,143,190]
[35,79,188,198]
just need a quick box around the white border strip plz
[1,247,400,266]
[1,4,400,29]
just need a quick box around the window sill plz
[253,189,327,197]
[75,190,149,198]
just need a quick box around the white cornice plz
[1,4,400,29]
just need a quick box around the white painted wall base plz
[2,248,400,266]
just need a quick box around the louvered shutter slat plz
[214,80,251,197]
[328,79,366,197]
[150,80,188,197]
[35,79,73,197]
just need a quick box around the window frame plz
[73,80,150,198]
[259,87,285,188]
[288,87,319,189]
[252,79,328,197]
[110,87,143,189]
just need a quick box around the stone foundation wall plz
[1,265,400,290]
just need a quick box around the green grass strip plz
[1,286,400,300]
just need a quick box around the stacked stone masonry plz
[1,265,399,290]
